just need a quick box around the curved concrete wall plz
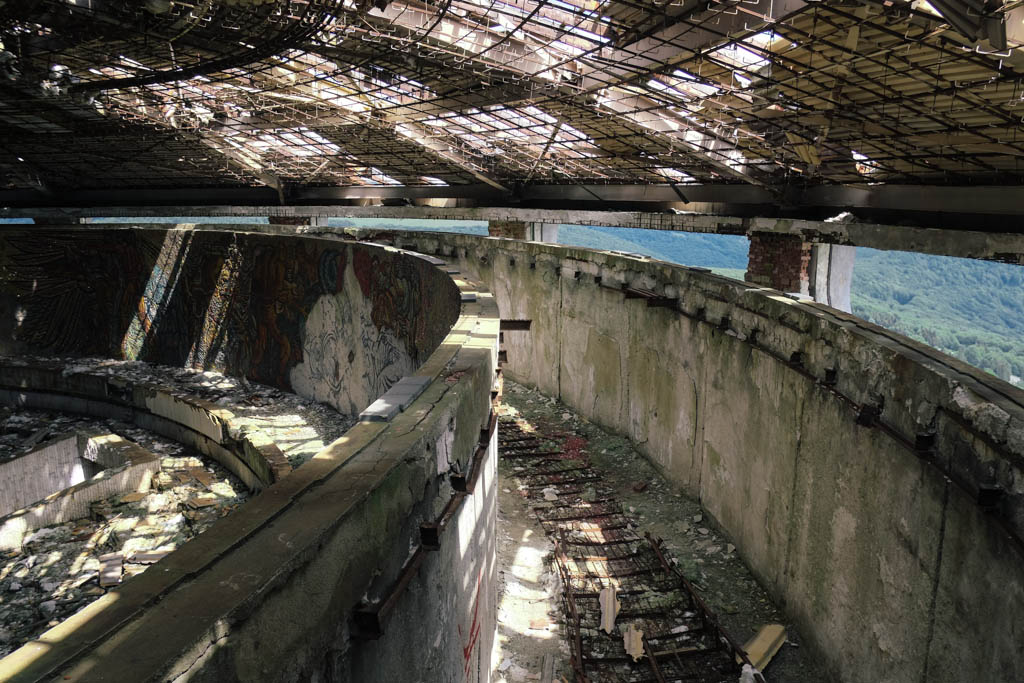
[0,228,500,683]
[0,358,293,491]
[383,230,1024,683]
[0,227,460,414]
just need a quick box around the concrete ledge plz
[0,237,499,683]
[358,375,433,422]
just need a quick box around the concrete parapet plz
[376,229,1024,683]
[0,234,499,683]
[0,364,279,493]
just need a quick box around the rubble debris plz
[186,495,218,509]
[498,381,828,682]
[598,586,619,634]
[188,467,215,488]
[501,413,752,680]
[118,492,148,504]
[540,654,554,683]
[622,624,644,662]
[23,427,49,449]
[0,408,252,658]
[128,550,171,564]
[98,553,123,587]
[739,664,762,683]
[0,357,356,469]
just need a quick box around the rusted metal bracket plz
[351,409,496,641]
[352,547,428,640]
[453,410,497,493]
[623,285,678,308]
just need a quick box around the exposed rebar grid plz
[499,415,764,683]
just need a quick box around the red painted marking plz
[563,435,588,460]
[459,570,483,679]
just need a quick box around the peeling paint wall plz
[387,230,1024,683]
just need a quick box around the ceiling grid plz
[0,0,1023,206]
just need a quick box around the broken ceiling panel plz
[0,0,1023,195]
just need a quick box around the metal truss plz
[2,0,1024,207]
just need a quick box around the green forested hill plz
[557,225,749,271]
[851,248,1023,381]
[555,225,1023,383]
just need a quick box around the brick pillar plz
[745,232,812,296]
[487,220,527,240]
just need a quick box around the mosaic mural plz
[0,230,461,413]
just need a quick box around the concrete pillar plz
[526,222,559,243]
[809,243,855,313]
[487,220,527,239]
[746,233,855,311]
[745,232,812,296]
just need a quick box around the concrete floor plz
[492,382,830,682]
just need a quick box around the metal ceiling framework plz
[2,0,1024,214]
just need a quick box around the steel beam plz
[576,0,810,92]
[799,184,1024,216]
[3,202,1022,264]
[7,183,1024,217]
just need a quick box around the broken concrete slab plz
[740,624,787,671]
[98,553,123,587]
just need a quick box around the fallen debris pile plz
[0,412,247,658]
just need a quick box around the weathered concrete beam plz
[5,205,1022,264]
[9,182,1024,222]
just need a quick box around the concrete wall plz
[810,243,855,313]
[0,436,82,517]
[0,432,160,550]
[0,229,460,415]
[383,230,1024,683]
[0,229,499,683]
